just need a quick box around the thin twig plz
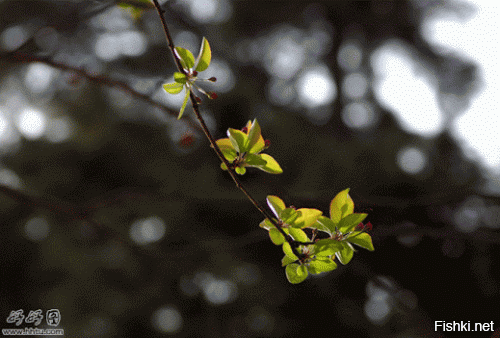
[151,0,302,257]
[0,51,204,135]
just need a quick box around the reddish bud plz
[208,77,217,82]
[241,127,248,133]
[195,96,202,103]
[365,222,373,231]
[264,139,271,147]
[209,92,218,100]
[355,222,364,230]
[192,70,198,76]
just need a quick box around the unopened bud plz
[195,96,202,103]
[209,92,218,100]
[365,222,373,231]
[192,70,198,76]
[241,127,248,133]
[264,139,271,147]
[208,77,217,82]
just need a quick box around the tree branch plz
[0,51,204,135]
[151,0,301,257]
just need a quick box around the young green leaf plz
[214,138,237,161]
[227,128,248,153]
[314,238,343,256]
[269,228,286,245]
[335,242,354,265]
[255,154,283,174]
[235,166,246,175]
[245,153,268,166]
[329,188,354,223]
[347,232,374,251]
[266,195,286,219]
[286,263,308,284]
[175,47,195,70]
[308,257,337,275]
[288,228,309,243]
[195,37,212,72]
[282,242,298,261]
[248,136,265,154]
[259,218,274,230]
[246,119,261,151]
[178,88,190,119]
[290,208,323,229]
[174,72,187,84]
[163,82,184,94]
[297,264,308,277]
[282,255,296,267]
[337,213,367,233]
[314,215,336,235]
[280,208,298,224]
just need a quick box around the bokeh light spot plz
[129,216,167,245]
[25,63,55,94]
[119,31,147,57]
[15,108,47,140]
[364,298,391,324]
[202,278,238,305]
[265,33,305,80]
[453,196,485,233]
[342,72,368,99]
[152,306,183,334]
[1,25,29,51]
[188,0,232,24]
[24,217,50,242]
[95,33,121,61]
[0,168,22,189]
[338,40,363,70]
[396,146,427,175]
[341,101,377,130]
[296,66,336,108]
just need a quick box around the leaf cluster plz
[213,119,282,175]
[259,189,374,284]
[163,37,215,119]
[157,32,374,284]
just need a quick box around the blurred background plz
[1,0,499,337]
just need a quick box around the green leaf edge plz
[195,37,211,72]
[175,47,195,70]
